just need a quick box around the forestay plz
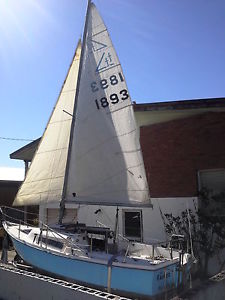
[13,42,82,206]
[65,3,150,207]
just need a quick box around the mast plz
[59,0,92,223]
[113,207,119,244]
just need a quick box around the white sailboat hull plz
[4,222,191,298]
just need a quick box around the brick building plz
[135,99,225,199]
[9,98,225,242]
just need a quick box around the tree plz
[163,188,225,277]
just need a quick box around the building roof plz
[133,97,225,112]
[10,138,41,161]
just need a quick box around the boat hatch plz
[21,229,32,234]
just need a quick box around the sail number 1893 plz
[95,89,129,110]
[91,72,129,110]
[91,72,124,93]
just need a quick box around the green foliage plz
[163,188,225,277]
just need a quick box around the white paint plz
[40,197,198,243]
[135,107,225,128]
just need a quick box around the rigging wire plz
[0,136,34,142]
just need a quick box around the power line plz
[0,136,34,142]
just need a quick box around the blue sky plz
[0,0,225,170]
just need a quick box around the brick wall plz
[0,180,22,206]
[140,111,225,197]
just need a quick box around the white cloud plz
[0,167,24,181]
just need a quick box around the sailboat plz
[2,1,191,298]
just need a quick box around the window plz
[41,237,64,249]
[123,210,143,241]
[198,169,225,194]
[198,169,225,216]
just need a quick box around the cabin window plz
[122,210,143,242]
[41,237,64,249]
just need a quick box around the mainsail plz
[64,3,150,207]
[13,42,82,206]
[13,2,151,208]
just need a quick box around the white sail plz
[13,42,82,206]
[65,3,150,206]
